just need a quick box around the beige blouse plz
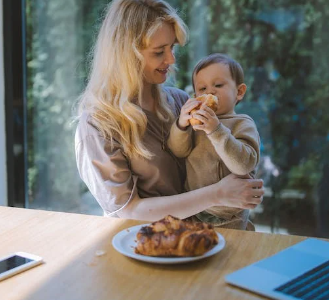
[75,87,189,216]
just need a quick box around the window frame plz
[3,0,27,207]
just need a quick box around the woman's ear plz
[237,83,247,101]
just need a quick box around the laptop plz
[225,238,329,300]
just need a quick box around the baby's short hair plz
[192,53,244,91]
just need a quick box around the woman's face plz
[140,22,176,85]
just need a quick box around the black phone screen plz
[0,255,33,274]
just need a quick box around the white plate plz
[112,224,226,264]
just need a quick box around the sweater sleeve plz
[207,118,260,175]
[167,119,193,158]
[75,117,137,216]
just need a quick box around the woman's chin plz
[156,71,168,83]
[144,74,168,85]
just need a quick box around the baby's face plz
[193,63,240,115]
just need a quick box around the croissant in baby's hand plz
[189,94,218,126]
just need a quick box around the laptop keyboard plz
[275,260,329,300]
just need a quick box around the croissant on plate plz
[135,215,218,257]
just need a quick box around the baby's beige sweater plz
[167,113,260,221]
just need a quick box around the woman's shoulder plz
[162,86,189,115]
[163,86,189,102]
[75,112,100,144]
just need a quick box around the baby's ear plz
[237,83,247,102]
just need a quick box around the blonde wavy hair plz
[78,0,188,159]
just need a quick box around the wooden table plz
[0,206,315,300]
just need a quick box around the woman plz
[75,0,264,222]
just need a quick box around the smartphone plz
[0,252,44,281]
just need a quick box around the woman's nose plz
[165,50,175,65]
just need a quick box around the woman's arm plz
[117,174,264,221]
[76,114,263,222]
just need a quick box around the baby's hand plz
[178,98,201,130]
[191,105,220,135]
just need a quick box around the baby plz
[167,53,260,230]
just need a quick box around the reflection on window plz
[26,0,329,238]
[26,0,106,215]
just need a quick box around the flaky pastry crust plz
[190,94,219,126]
[135,215,219,257]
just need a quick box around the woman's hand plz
[178,98,201,130]
[213,174,264,209]
[191,105,220,135]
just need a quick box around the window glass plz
[26,0,107,215]
[26,0,329,237]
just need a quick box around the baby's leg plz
[216,210,255,231]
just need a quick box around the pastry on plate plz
[135,215,219,257]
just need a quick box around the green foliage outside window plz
[26,0,329,235]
